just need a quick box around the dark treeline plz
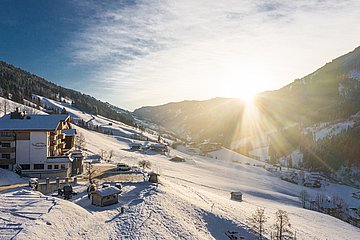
[0,61,135,126]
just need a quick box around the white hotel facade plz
[0,109,77,178]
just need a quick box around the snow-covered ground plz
[0,97,44,118]
[1,96,360,239]
[0,168,28,186]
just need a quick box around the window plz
[1,154,10,159]
[34,164,44,170]
[61,164,65,170]
[20,164,30,170]
[1,143,11,148]
[0,165,9,169]
[54,165,59,169]
[47,165,52,170]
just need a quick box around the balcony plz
[58,133,65,140]
[0,158,16,164]
[0,147,16,153]
[50,135,56,141]
[58,142,66,149]
[0,136,15,141]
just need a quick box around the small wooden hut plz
[148,172,160,183]
[230,191,243,201]
[91,186,121,207]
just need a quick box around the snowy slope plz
[60,127,360,239]
[0,97,44,118]
[1,97,360,239]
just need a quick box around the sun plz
[239,91,256,104]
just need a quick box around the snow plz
[94,186,121,197]
[0,113,69,131]
[304,120,355,141]
[0,97,44,118]
[349,70,360,80]
[314,121,354,141]
[0,169,27,186]
[1,96,360,239]
[249,146,269,161]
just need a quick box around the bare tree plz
[248,207,268,239]
[331,195,348,218]
[298,189,310,208]
[138,160,151,171]
[99,149,108,162]
[273,210,292,240]
[85,163,96,183]
[108,150,114,161]
[314,193,326,211]
[75,132,86,150]
[1,99,9,114]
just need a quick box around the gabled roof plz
[0,114,70,131]
[93,186,121,197]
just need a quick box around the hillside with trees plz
[0,61,134,126]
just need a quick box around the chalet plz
[199,142,222,153]
[0,109,77,178]
[149,143,168,152]
[91,186,122,207]
[230,191,243,201]
[170,155,185,162]
[130,142,142,150]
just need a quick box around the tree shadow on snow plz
[200,210,259,240]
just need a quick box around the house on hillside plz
[0,109,77,178]
[130,142,142,151]
[170,155,185,162]
[199,142,222,153]
[149,143,168,152]
[91,186,122,207]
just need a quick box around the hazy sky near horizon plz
[1,0,360,110]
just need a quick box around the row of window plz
[19,164,66,170]
[0,143,11,148]
[0,132,15,137]
[1,154,11,159]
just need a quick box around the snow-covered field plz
[1,96,360,239]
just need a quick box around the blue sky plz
[1,0,360,110]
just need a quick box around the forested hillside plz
[0,61,134,125]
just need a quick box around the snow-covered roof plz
[93,186,121,197]
[130,142,142,147]
[0,114,70,131]
[231,191,243,195]
[150,143,167,148]
[46,157,72,163]
[62,129,77,136]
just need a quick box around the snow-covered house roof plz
[62,129,77,136]
[0,114,70,131]
[93,186,121,197]
[130,142,142,147]
[150,143,167,148]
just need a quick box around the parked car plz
[116,163,131,171]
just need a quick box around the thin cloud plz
[69,0,360,110]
